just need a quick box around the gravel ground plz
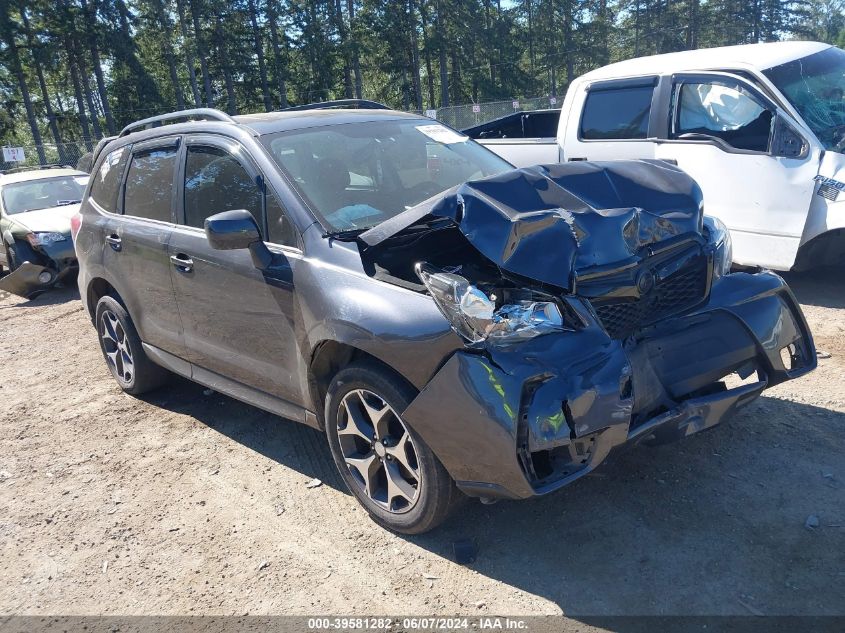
[0,269,843,621]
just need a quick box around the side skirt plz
[142,343,320,429]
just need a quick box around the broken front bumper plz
[0,240,77,299]
[402,271,816,500]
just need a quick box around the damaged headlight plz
[704,216,733,279]
[26,232,68,247]
[415,263,569,345]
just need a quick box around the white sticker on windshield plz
[75,176,89,186]
[416,124,468,145]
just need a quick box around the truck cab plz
[479,42,845,271]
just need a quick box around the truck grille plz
[589,251,709,339]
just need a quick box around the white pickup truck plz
[468,41,845,271]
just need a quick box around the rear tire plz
[325,362,456,534]
[95,295,168,395]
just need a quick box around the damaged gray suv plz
[74,105,816,533]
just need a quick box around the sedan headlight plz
[704,216,733,279]
[416,263,569,345]
[26,232,68,247]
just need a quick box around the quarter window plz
[123,146,177,222]
[90,146,129,210]
[675,82,773,152]
[184,146,262,230]
[580,85,653,139]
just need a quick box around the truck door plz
[654,72,820,270]
[560,76,662,162]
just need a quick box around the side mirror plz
[771,115,808,159]
[204,209,272,269]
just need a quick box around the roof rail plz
[0,163,75,176]
[281,99,390,112]
[119,108,236,137]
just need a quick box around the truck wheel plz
[95,295,168,395]
[325,362,457,534]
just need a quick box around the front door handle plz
[105,234,122,251]
[170,253,194,272]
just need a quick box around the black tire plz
[325,362,457,534]
[95,295,168,395]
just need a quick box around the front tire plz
[325,362,456,534]
[7,239,39,271]
[95,295,168,395]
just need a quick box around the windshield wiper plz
[324,227,367,240]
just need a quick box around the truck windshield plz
[260,119,512,233]
[764,46,845,152]
[1,175,89,215]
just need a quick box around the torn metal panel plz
[362,160,702,290]
[402,270,816,501]
[0,262,55,299]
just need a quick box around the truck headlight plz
[416,263,569,345]
[26,232,68,247]
[704,216,733,279]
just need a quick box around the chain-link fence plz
[428,96,561,130]
[2,96,562,174]
[1,141,91,173]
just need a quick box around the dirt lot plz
[0,269,843,621]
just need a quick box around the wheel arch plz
[793,228,845,270]
[308,340,418,430]
[86,276,123,324]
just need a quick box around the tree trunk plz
[70,35,103,139]
[266,0,289,107]
[419,0,436,108]
[153,0,186,110]
[408,0,423,110]
[247,0,272,111]
[176,0,202,106]
[436,0,449,107]
[83,0,116,134]
[347,0,363,98]
[190,0,214,107]
[19,4,65,159]
[1,9,46,164]
[213,16,238,114]
[332,0,353,99]
[66,38,93,151]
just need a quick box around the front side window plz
[580,85,653,139]
[764,46,845,151]
[123,146,177,222]
[1,175,89,215]
[183,146,262,230]
[675,82,772,152]
[90,146,129,210]
[260,118,511,233]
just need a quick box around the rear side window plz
[580,85,653,139]
[184,146,262,229]
[90,146,129,210]
[123,147,177,222]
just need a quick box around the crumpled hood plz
[10,204,79,235]
[362,160,703,290]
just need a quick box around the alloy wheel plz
[336,389,421,513]
[99,309,134,385]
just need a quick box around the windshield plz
[764,46,845,151]
[1,175,89,215]
[260,118,512,233]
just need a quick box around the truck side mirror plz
[204,209,273,269]
[771,115,808,159]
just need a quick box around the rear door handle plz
[105,234,122,251]
[170,254,194,272]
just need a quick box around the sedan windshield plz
[260,118,512,232]
[764,46,845,151]
[1,175,89,215]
